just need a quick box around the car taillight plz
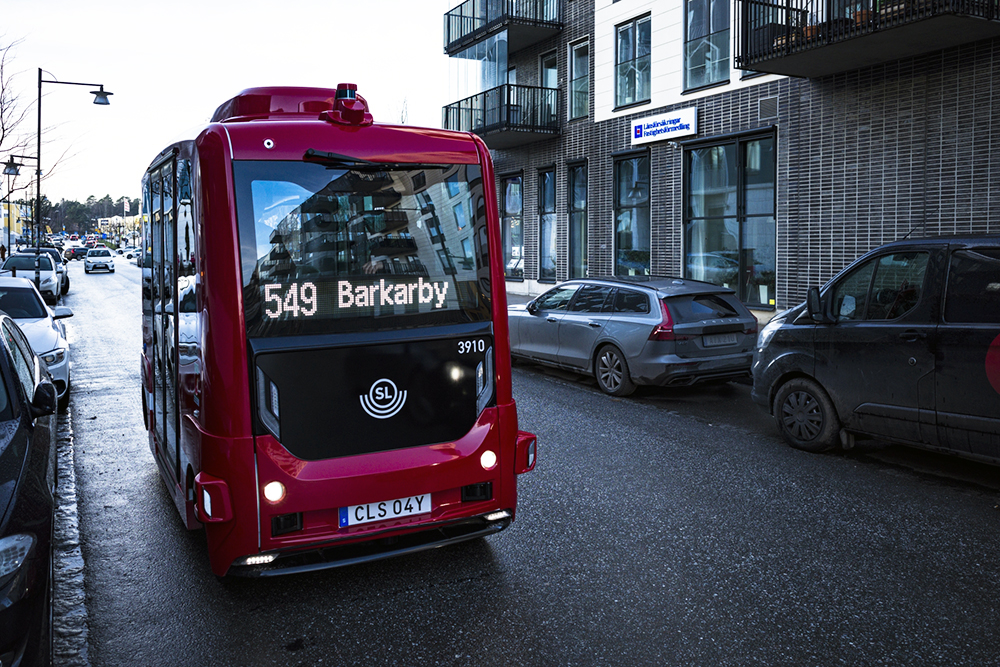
[743,319,758,335]
[650,300,690,341]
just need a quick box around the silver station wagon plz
[508,277,759,396]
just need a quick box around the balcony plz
[443,84,561,149]
[444,0,562,55]
[736,0,1000,77]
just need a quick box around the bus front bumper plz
[224,511,512,577]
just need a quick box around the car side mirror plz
[807,287,832,323]
[30,381,57,419]
[52,306,73,320]
[526,300,539,315]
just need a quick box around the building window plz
[568,163,587,279]
[501,175,523,279]
[616,16,651,108]
[685,134,775,306]
[540,52,558,126]
[685,0,729,90]
[569,41,589,120]
[614,154,650,276]
[539,168,557,281]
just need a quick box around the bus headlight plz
[263,481,286,503]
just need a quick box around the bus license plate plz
[704,333,738,347]
[339,493,431,528]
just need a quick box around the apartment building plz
[442,0,1000,313]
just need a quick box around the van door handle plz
[588,322,602,328]
[899,330,927,342]
[547,317,558,323]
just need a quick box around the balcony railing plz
[737,0,1000,77]
[442,84,561,149]
[444,0,562,55]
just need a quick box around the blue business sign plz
[630,108,698,146]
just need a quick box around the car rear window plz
[664,294,742,323]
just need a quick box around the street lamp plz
[3,155,38,256]
[36,68,112,286]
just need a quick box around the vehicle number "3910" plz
[458,339,487,354]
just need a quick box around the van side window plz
[867,252,929,320]
[831,261,875,321]
[945,247,1000,324]
[831,251,929,321]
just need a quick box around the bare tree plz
[0,38,31,160]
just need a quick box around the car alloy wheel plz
[595,344,636,397]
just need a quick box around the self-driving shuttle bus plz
[141,84,537,576]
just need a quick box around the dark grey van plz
[752,235,1000,461]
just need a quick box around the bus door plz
[149,159,181,483]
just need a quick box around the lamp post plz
[3,155,39,256]
[36,68,111,287]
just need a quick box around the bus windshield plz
[234,161,492,337]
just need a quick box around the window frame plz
[568,161,588,280]
[538,166,557,283]
[682,131,776,307]
[501,172,524,281]
[568,39,590,121]
[683,0,731,93]
[614,15,652,111]
[613,151,651,277]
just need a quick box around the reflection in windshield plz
[234,161,492,336]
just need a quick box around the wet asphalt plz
[51,258,1000,666]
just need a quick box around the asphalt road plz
[53,257,1000,666]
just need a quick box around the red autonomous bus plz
[141,84,536,576]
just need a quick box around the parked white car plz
[0,276,72,410]
[1,253,61,303]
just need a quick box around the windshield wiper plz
[303,149,450,171]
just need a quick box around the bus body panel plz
[143,86,533,576]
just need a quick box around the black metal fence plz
[442,84,561,136]
[444,0,560,51]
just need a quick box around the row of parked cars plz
[510,234,1000,467]
[0,240,124,664]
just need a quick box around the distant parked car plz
[22,246,69,296]
[84,248,114,274]
[1,254,60,303]
[64,246,89,261]
[117,245,139,259]
[0,277,72,410]
[509,277,759,396]
[0,306,60,667]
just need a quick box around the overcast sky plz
[3,0,453,207]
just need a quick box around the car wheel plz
[595,344,636,397]
[110,268,115,273]
[58,384,70,412]
[773,378,840,452]
[84,267,90,274]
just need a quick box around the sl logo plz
[360,378,407,419]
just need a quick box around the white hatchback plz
[0,276,72,409]
[1,253,61,303]
[84,247,115,273]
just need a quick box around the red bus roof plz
[208,85,482,165]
